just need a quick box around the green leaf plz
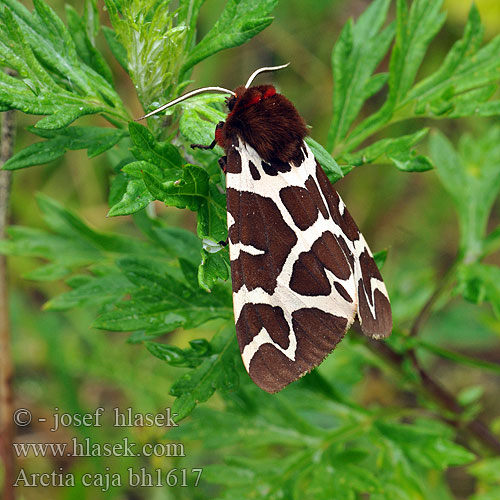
[143,162,227,243]
[342,2,500,156]
[170,325,239,421]
[23,263,72,281]
[373,250,388,270]
[305,137,343,183]
[146,338,210,368]
[93,256,232,334]
[327,0,394,150]
[469,457,500,484]
[2,126,126,170]
[129,122,184,170]
[390,0,446,108]
[178,0,206,53]
[178,93,227,146]
[181,0,278,74]
[0,0,127,123]
[107,166,155,217]
[143,164,209,211]
[376,420,475,468]
[341,129,432,171]
[102,26,128,73]
[148,225,202,266]
[65,4,114,84]
[45,272,133,311]
[429,128,500,261]
[340,0,446,152]
[457,264,500,319]
[457,386,484,406]
[406,4,500,117]
[198,247,230,292]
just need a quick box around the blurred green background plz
[4,0,500,499]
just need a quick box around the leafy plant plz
[1,0,500,498]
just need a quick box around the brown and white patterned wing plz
[313,164,392,339]
[225,139,391,393]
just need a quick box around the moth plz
[140,64,392,393]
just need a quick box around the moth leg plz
[218,156,227,173]
[218,238,228,247]
[191,121,225,150]
[191,139,217,150]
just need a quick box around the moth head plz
[225,94,237,112]
[135,63,289,121]
[227,85,277,113]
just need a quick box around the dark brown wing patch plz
[249,160,261,180]
[246,308,348,393]
[237,303,290,350]
[227,188,297,294]
[279,185,320,230]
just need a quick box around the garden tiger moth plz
[139,64,392,393]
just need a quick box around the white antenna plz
[136,86,236,121]
[135,63,290,121]
[244,63,290,88]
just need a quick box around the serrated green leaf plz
[170,326,239,421]
[342,2,500,156]
[181,0,278,75]
[46,272,133,311]
[65,4,114,84]
[328,0,394,150]
[202,464,254,486]
[430,128,500,261]
[143,164,209,211]
[198,248,230,292]
[178,93,227,146]
[341,129,432,172]
[146,338,210,368]
[2,137,67,170]
[457,264,500,319]
[144,225,201,266]
[406,4,500,118]
[3,126,126,170]
[376,420,475,468]
[107,177,154,217]
[0,0,127,122]
[391,0,446,107]
[34,105,104,129]
[196,182,227,240]
[93,256,232,334]
[23,263,72,281]
[102,25,128,73]
[129,122,184,170]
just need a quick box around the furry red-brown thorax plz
[216,85,308,164]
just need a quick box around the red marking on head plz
[263,87,276,98]
[245,95,262,107]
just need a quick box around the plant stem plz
[410,262,457,337]
[368,339,500,455]
[0,99,16,498]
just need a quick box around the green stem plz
[409,261,458,337]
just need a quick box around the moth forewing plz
[140,65,392,393]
